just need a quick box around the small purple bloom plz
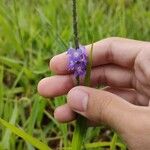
[67,46,87,77]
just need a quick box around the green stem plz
[110,133,117,150]
[72,0,79,49]
[72,116,87,150]
[71,42,93,149]
[71,1,91,150]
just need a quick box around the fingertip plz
[54,107,61,122]
[37,78,46,97]
[38,75,75,97]
[49,53,69,74]
[54,104,76,123]
[49,56,57,73]
[37,77,58,98]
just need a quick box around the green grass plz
[0,0,150,149]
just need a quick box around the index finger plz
[50,37,149,75]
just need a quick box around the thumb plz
[67,86,134,132]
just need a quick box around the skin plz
[38,37,150,150]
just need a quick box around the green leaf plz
[71,116,87,150]
[0,66,4,117]
[0,56,22,69]
[85,141,126,149]
[0,118,51,150]
[27,97,40,134]
[1,103,18,149]
[110,133,117,150]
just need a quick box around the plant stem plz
[72,0,80,84]
[72,116,87,150]
[72,0,79,49]
[71,0,87,150]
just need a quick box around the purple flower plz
[67,46,87,77]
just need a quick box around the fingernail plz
[68,88,88,112]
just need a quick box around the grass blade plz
[110,133,117,150]
[0,118,51,150]
[85,141,126,149]
[0,66,4,117]
[1,103,18,149]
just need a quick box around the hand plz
[38,37,150,150]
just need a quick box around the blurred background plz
[0,0,150,149]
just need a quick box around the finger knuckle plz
[135,50,150,83]
[102,37,120,62]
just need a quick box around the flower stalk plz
[70,1,93,149]
[72,0,79,49]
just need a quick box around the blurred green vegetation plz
[0,0,149,149]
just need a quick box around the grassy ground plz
[0,0,150,149]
